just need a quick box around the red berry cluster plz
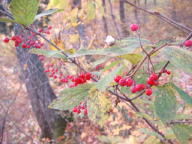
[38,25,52,35]
[72,103,88,116]
[2,25,52,49]
[184,40,192,47]
[44,63,92,87]
[70,72,92,87]
[114,70,171,96]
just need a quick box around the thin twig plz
[124,0,192,33]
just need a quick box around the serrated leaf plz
[118,53,143,64]
[29,48,67,59]
[96,65,122,91]
[160,46,192,74]
[49,84,93,110]
[154,84,177,123]
[87,88,111,126]
[10,0,38,26]
[171,124,192,144]
[35,8,62,20]
[0,17,15,23]
[172,83,192,106]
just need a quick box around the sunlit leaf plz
[0,17,15,23]
[118,53,143,64]
[10,0,38,26]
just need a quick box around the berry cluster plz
[2,25,52,49]
[114,70,171,96]
[44,63,92,87]
[72,103,88,116]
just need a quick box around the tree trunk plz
[14,25,67,139]
[119,0,129,37]
[102,0,108,36]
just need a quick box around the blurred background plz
[0,0,192,143]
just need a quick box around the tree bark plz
[14,25,67,139]
[119,0,129,37]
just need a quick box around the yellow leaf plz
[118,53,143,64]
[47,0,69,10]
[49,39,65,50]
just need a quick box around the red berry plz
[125,78,133,87]
[166,70,171,75]
[60,78,68,83]
[3,37,9,43]
[184,40,192,47]
[145,88,152,96]
[135,84,145,91]
[130,24,139,31]
[130,86,137,93]
[85,72,91,80]
[22,43,27,48]
[118,78,126,86]
[147,78,155,85]
[114,75,122,83]
[149,73,158,81]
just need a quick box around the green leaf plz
[49,84,93,110]
[160,46,192,74]
[118,53,143,64]
[171,124,192,144]
[172,83,192,106]
[0,17,15,23]
[10,0,38,26]
[69,37,150,57]
[29,48,66,59]
[87,88,112,126]
[96,65,122,91]
[35,8,63,20]
[154,84,177,123]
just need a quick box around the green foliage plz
[0,17,15,23]
[160,46,192,74]
[172,83,192,106]
[87,88,112,126]
[10,0,38,26]
[29,48,67,59]
[171,124,192,144]
[96,66,122,91]
[35,8,62,20]
[69,37,150,58]
[154,84,177,123]
[49,84,93,110]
